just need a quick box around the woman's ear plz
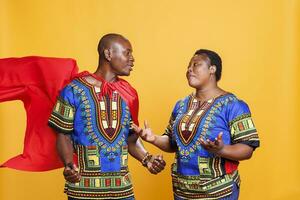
[209,65,217,74]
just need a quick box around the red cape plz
[0,56,139,171]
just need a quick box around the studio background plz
[0,0,299,199]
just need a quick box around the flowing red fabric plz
[0,57,139,171]
[0,56,78,171]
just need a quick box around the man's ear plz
[104,49,112,61]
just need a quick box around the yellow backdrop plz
[0,0,299,199]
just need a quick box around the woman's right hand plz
[131,120,156,143]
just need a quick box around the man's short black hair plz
[194,49,222,81]
[97,33,126,58]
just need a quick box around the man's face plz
[109,39,135,76]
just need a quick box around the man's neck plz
[94,63,117,83]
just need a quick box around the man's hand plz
[146,154,166,175]
[131,121,156,143]
[200,132,224,155]
[63,163,81,183]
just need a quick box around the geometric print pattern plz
[64,145,134,199]
[168,93,259,199]
[172,162,240,200]
[48,98,74,134]
[176,96,214,146]
[77,77,123,144]
[230,113,259,144]
[175,94,235,162]
[49,76,135,199]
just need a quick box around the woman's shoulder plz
[217,92,249,106]
[175,94,193,105]
[170,94,192,114]
[219,93,252,122]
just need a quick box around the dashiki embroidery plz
[164,93,259,200]
[49,75,135,200]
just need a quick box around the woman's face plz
[186,54,212,88]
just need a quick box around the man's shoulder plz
[118,78,138,93]
[60,78,84,92]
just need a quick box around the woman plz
[132,49,260,200]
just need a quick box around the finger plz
[206,139,213,147]
[140,130,147,137]
[202,139,213,149]
[130,123,136,130]
[75,174,82,182]
[154,155,166,165]
[154,154,162,160]
[153,165,163,172]
[65,173,78,179]
[200,137,206,144]
[214,132,223,146]
[74,174,82,182]
[66,169,78,176]
[217,132,223,140]
[69,171,81,179]
[68,175,81,183]
[214,137,219,145]
[72,164,79,172]
[63,168,74,176]
[133,125,143,135]
[131,124,140,133]
[158,154,163,160]
[144,120,149,129]
[132,124,139,131]
[65,173,80,182]
[200,137,208,147]
[208,140,218,149]
[207,139,215,146]
[152,160,165,170]
[160,159,166,166]
[158,155,166,166]
[65,165,71,170]
[149,166,158,174]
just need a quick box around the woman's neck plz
[195,83,225,101]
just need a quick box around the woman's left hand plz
[200,132,224,154]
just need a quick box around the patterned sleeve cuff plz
[48,98,74,134]
[230,114,259,147]
[239,140,260,150]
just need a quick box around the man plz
[48,33,166,200]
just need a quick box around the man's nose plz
[130,55,135,62]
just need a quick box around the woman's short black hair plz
[194,49,222,81]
